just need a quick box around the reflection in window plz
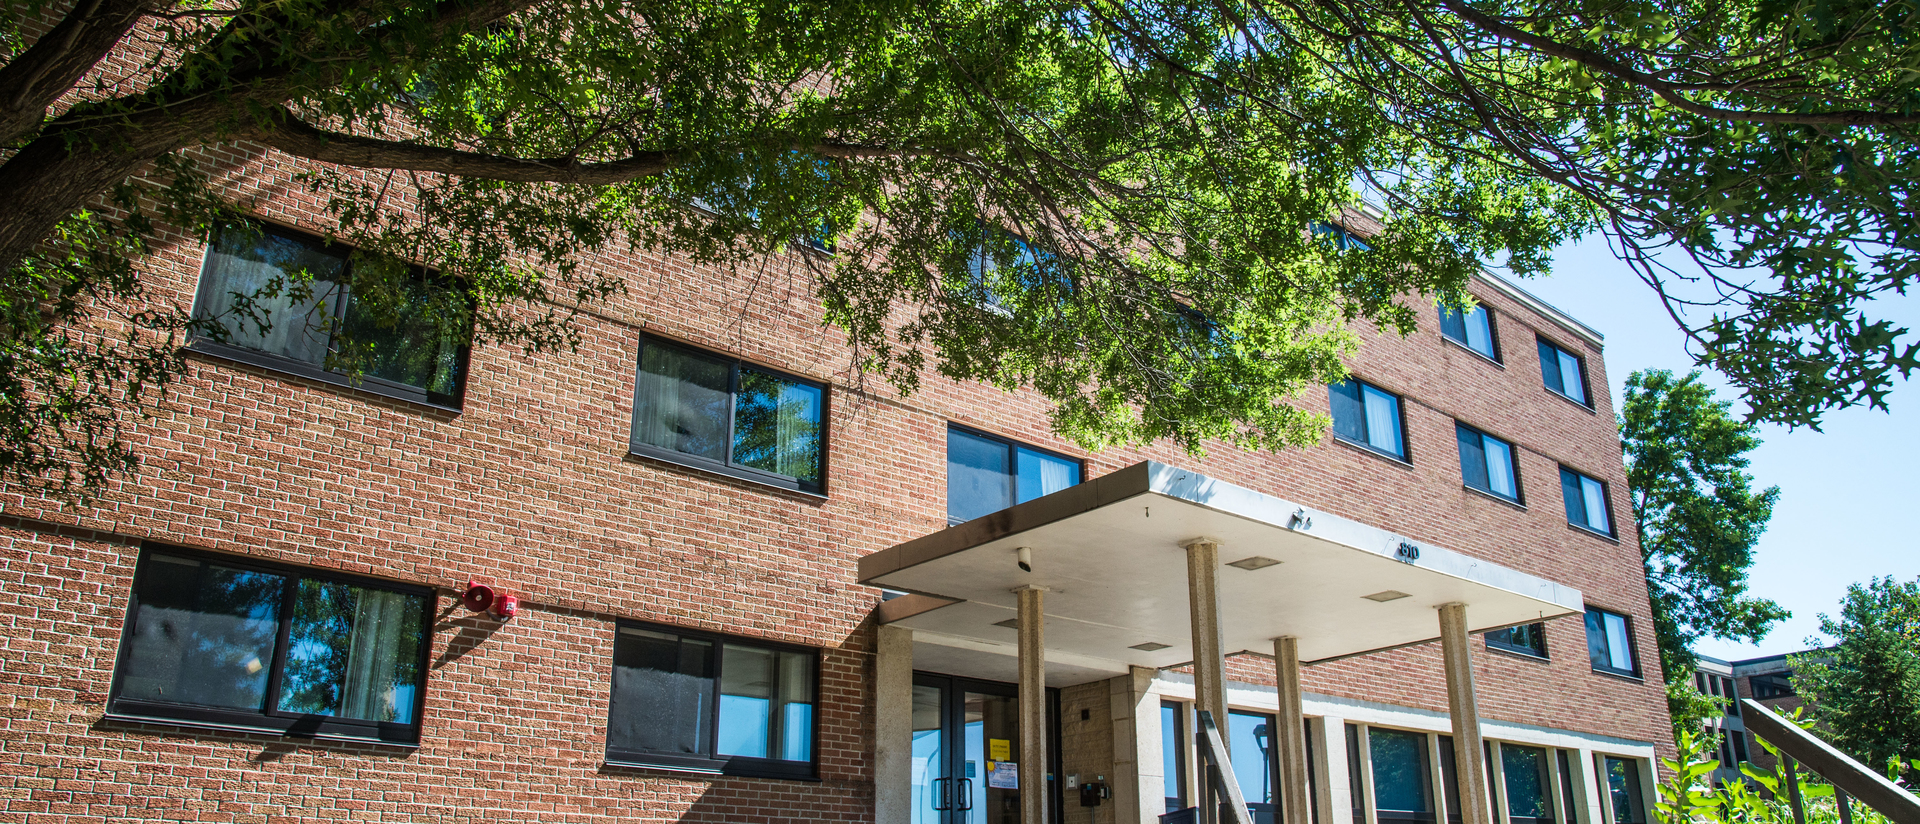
[1503,745,1555,822]
[946,427,1081,524]
[1230,710,1278,823]
[1586,608,1638,676]
[109,547,431,742]
[1486,623,1549,658]
[630,337,826,492]
[606,624,817,777]
[1603,757,1646,824]
[1163,702,1187,812]
[1370,727,1433,819]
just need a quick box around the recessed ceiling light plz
[1130,641,1172,652]
[994,618,1021,629]
[1363,590,1412,602]
[1226,556,1281,571]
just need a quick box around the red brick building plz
[0,146,1670,823]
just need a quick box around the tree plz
[1794,577,1920,785]
[1620,369,1786,737]
[2,0,1917,498]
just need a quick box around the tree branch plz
[0,0,154,145]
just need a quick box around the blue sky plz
[1512,236,1917,662]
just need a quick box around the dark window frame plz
[1329,378,1412,463]
[604,619,823,780]
[1455,422,1523,504]
[1559,466,1616,538]
[1438,302,1502,363]
[187,221,472,411]
[1536,337,1592,407]
[627,335,830,496]
[1748,672,1796,699]
[1585,607,1641,678]
[106,542,436,745]
[945,423,1085,526]
[1485,623,1549,660]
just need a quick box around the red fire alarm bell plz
[495,594,518,619]
[461,580,495,612]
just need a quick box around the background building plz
[0,147,1672,823]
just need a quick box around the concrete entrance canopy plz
[860,461,1584,680]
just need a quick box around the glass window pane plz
[338,272,466,396]
[277,579,426,723]
[196,226,346,364]
[1558,351,1586,402]
[1484,436,1516,498]
[1581,477,1610,533]
[948,429,1012,523]
[1163,703,1185,811]
[914,684,947,820]
[718,645,773,758]
[1538,341,1564,395]
[1585,611,1610,671]
[1230,711,1275,805]
[1465,307,1495,358]
[1457,426,1489,492]
[1502,745,1552,820]
[1561,469,1587,526]
[1370,728,1432,813]
[1604,613,1634,672]
[777,650,814,762]
[733,369,824,483]
[608,628,714,756]
[117,554,285,712]
[1604,757,1645,824]
[1015,447,1079,504]
[633,343,733,462]
[1439,306,1468,344]
[1330,380,1367,444]
[1362,386,1403,457]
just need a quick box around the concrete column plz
[1439,603,1492,824]
[875,624,915,823]
[1274,637,1312,824]
[1112,666,1162,824]
[1018,585,1050,824]
[1313,716,1351,824]
[1184,538,1228,752]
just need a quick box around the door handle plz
[932,777,950,810]
[956,777,973,810]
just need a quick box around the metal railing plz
[1740,699,1920,824]
[1195,710,1256,824]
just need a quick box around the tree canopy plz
[1795,576,1920,784]
[1,0,1916,496]
[1619,369,1785,736]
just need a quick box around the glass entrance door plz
[912,673,1038,824]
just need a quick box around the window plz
[946,426,1082,525]
[1585,608,1639,677]
[963,232,1069,315]
[1729,730,1749,763]
[1558,751,1582,824]
[606,623,817,778]
[1601,757,1647,824]
[1749,672,1796,699]
[1537,339,1589,405]
[1560,468,1613,535]
[1330,379,1407,460]
[191,223,469,408]
[1370,727,1434,823]
[1503,744,1556,824]
[1439,303,1498,361]
[630,336,826,494]
[1230,710,1280,823]
[1486,623,1548,659]
[1456,423,1520,502]
[1163,701,1188,813]
[1312,221,1373,251]
[108,545,432,744]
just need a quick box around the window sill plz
[185,339,463,413]
[1461,484,1526,511]
[1591,667,1646,683]
[1485,643,1551,663]
[1546,388,1597,413]
[1442,336,1504,367]
[624,445,827,499]
[100,711,420,748]
[1568,522,1621,543]
[1331,435,1414,468]
[602,756,821,782]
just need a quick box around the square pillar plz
[1112,665,1163,824]
[875,624,914,823]
[1184,537,1228,749]
[1018,585,1050,824]
[1274,636,1312,824]
[1312,716,1352,824]
[1439,603,1493,824]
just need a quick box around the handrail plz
[1740,699,1920,824]
[1195,710,1255,824]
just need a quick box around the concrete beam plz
[1439,603,1492,824]
[1275,636,1312,824]
[1185,538,1228,755]
[1019,585,1050,824]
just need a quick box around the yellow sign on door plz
[989,738,1011,761]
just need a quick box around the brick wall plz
[0,140,1671,822]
